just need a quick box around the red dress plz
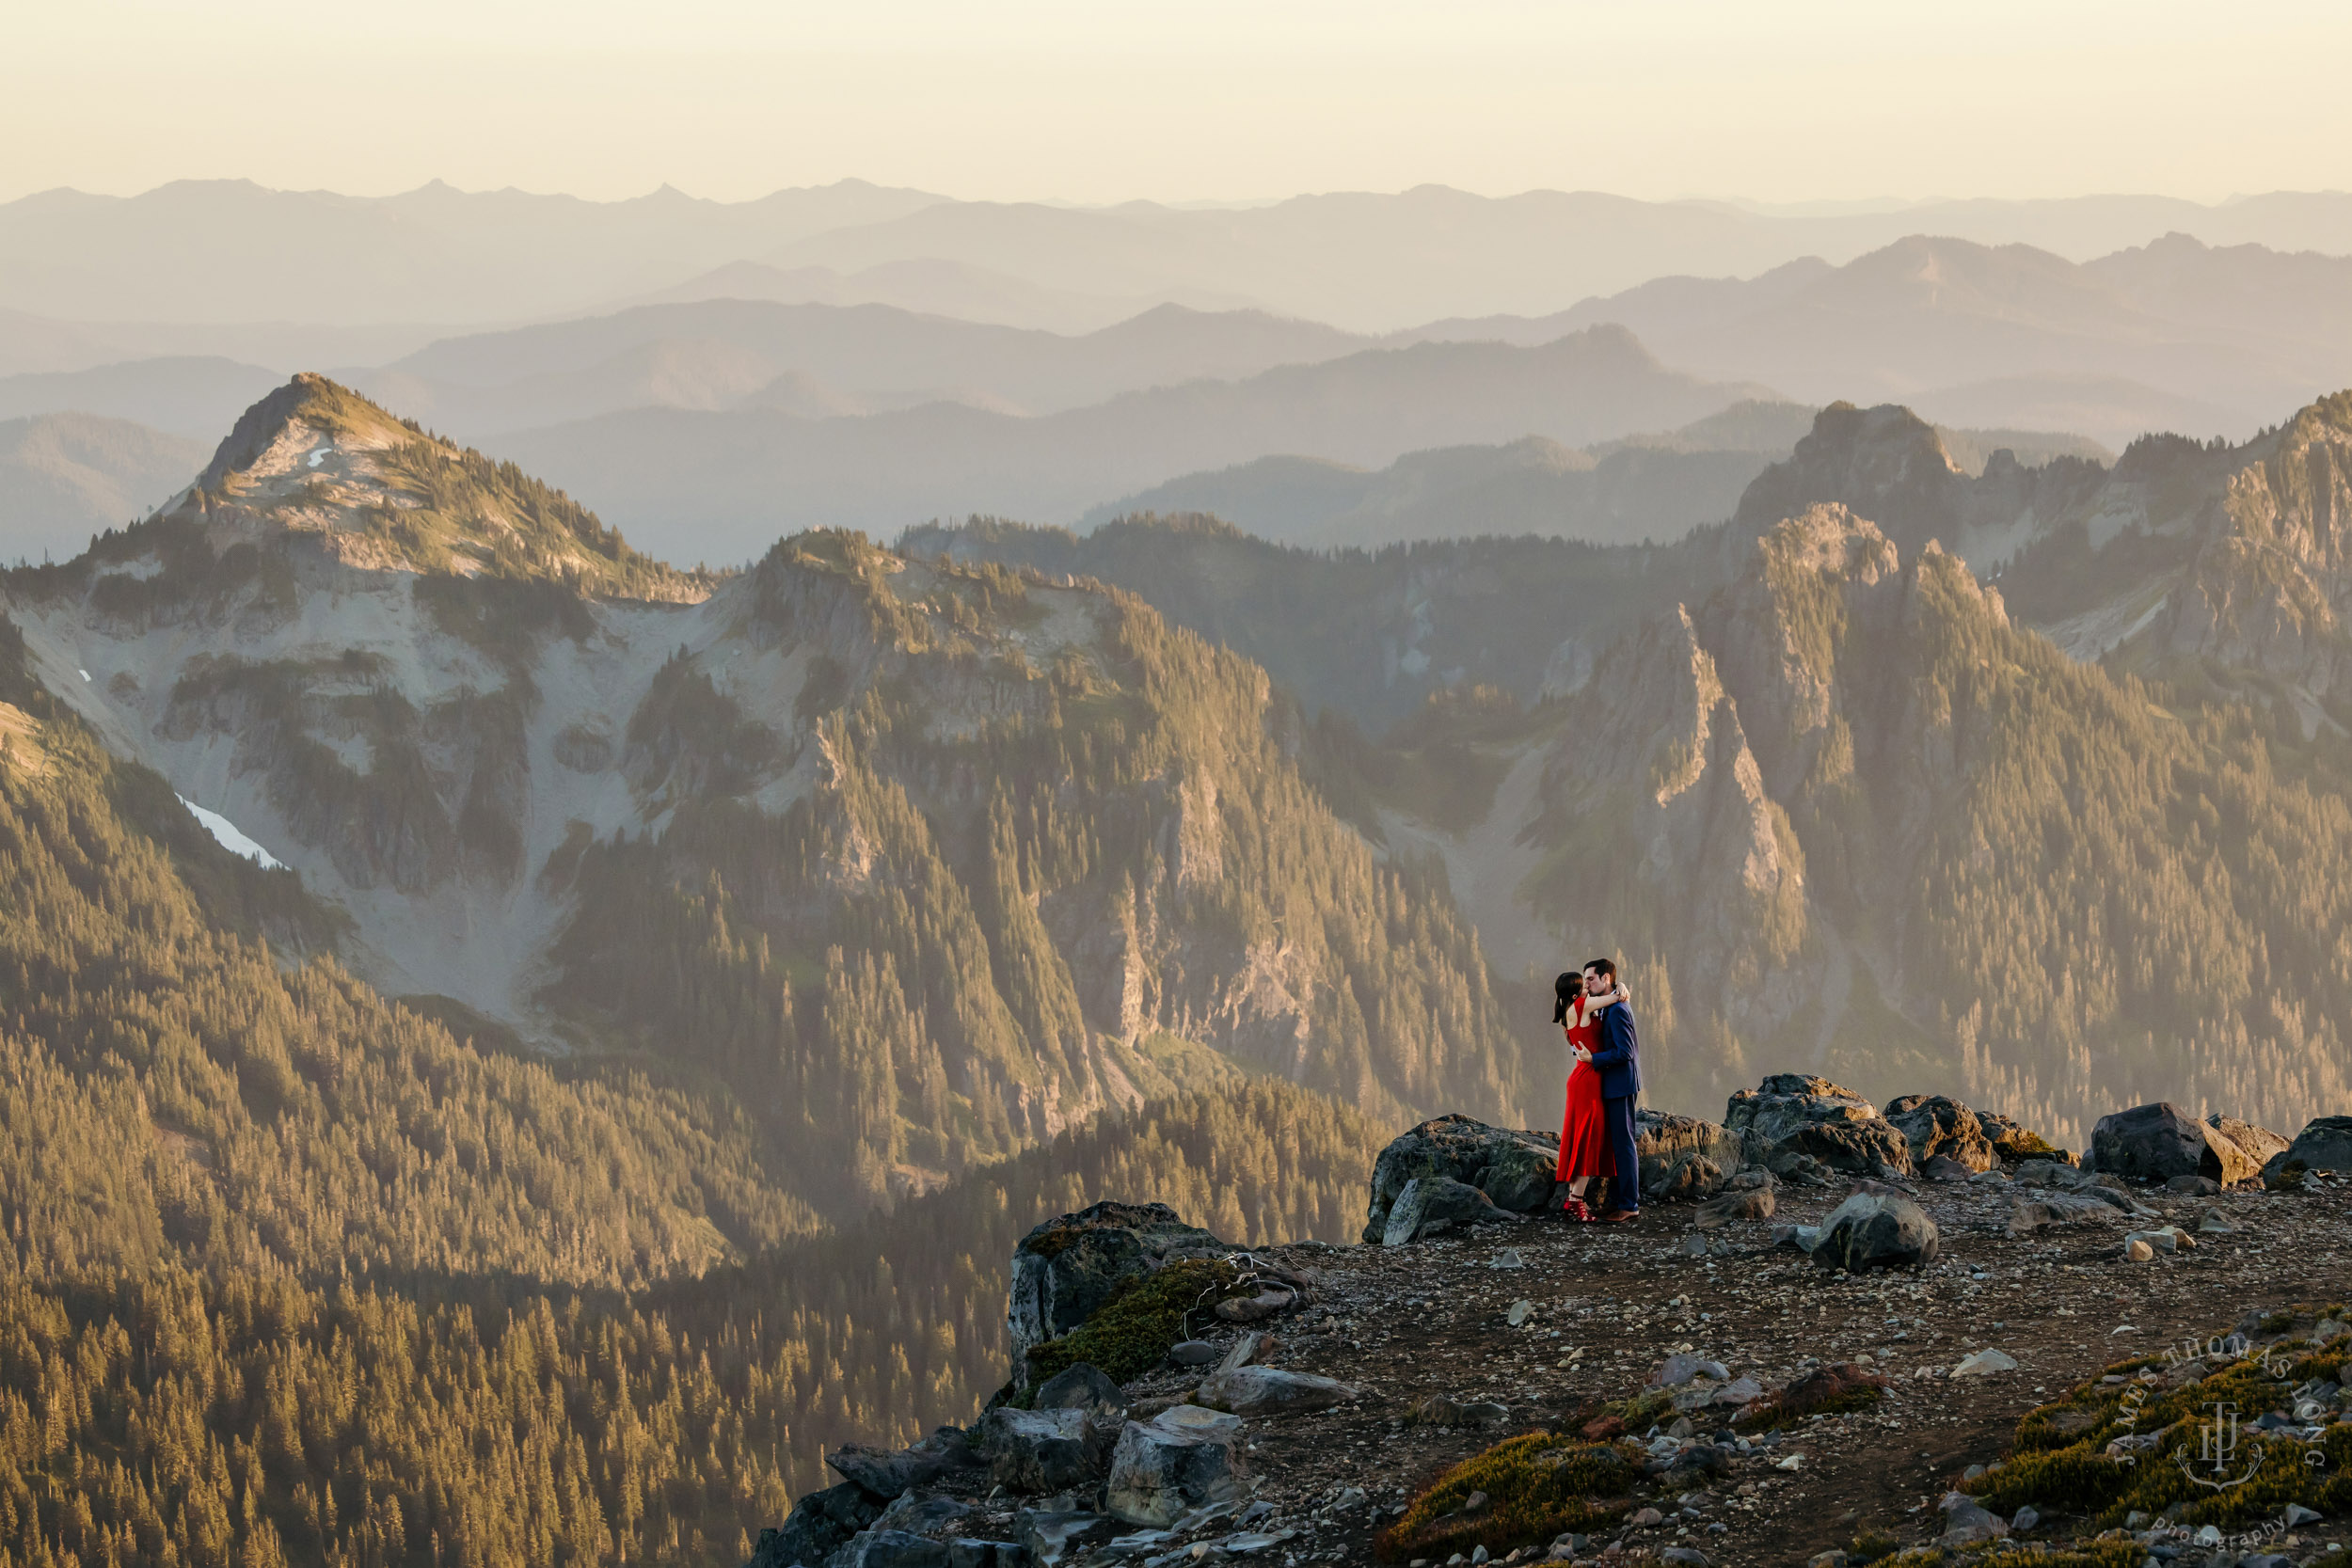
[1556,994,1613,1188]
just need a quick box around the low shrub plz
[1020,1258,1240,1388]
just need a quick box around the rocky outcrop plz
[972,1407,1113,1496]
[2207,1114,2291,1169]
[2090,1102,2260,1186]
[1360,1117,1561,1242]
[1884,1095,1995,1174]
[1636,1112,1746,1201]
[2275,1115,2352,1176]
[1008,1201,1226,1365]
[1725,1074,1912,1180]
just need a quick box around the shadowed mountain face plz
[931,394,2352,1141]
[2,376,1537,1224]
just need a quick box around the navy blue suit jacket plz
[1584,1000,1642,1101]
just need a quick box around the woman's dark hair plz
[1552,972,1580,1025]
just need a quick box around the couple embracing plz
[1553,958,1641,1223]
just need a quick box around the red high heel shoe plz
[1561,1196,1593,1222]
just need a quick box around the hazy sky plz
[8,0,2350,206]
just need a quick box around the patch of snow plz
[176,797,284,869]
[308,448,328,468]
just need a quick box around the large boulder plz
[2091,1103,2258,1186]
[1361,1116,1561,1240]
[1379,1174,1502,1245]
[1008,1201,1225,1363]
[2206,1115,2291,1169]
[973,1406,1112,1495]
[2268,1116,2352,1180]
[1104,1409,1244,1528]
[1812,1191,1939,1272]
[1884,1095,1996,1173]
[1033,1364,1126,1417]
[1636,1112,1745,1201]
[1725,1075,1913,1177]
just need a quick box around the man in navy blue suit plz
[1578,958,1643,1222]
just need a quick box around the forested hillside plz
[0,612,1392,1565]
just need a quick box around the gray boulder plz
[2091,1103,2258,1186]
[2281,1115,2352,1173]
[1034,1363,1127,1417]
[1812,1191,1939,1272]
[974,1407,1110,1495]
[1360,1116,1562,1241]
[1725,1075,1912,1176]
[1380,1175,1501,1245]
[749,1482,885,1568]
[1692,1185,1774,1228]
[1104,1411,1245,1527]
[1193,1365,1359,1416]
[1884,1096,1996,1173]
[1975,1110,2063,1163]
[946,1544,1023,1568]
[1009,1201,1225,1364]
[1635,1112,1745,1200]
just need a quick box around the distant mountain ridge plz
[484,325,1772,561]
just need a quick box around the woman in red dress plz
[1556,965,1628,1221]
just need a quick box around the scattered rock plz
[1652,1353,1732,1387]
[2125,1238,2155,1262]
[2123,1227,2194,1255]
[974,1407,1110,1495]
[842,1529,955,1568]
[1104,1412,1245,1528]
[1488,1248,1525,1269]
[2010,1505,2041,1532]
[2285,1502,2324,1527]
[1693,1185,1775,1227]
[1772,1224,1822,1252]
[1506,1298,1534,1327]
[1034,1364,1127,1417]
[2006,1192,2122,1236]
[1214,1288,1295,1323]
[1168,1341,1217,1367]
[946,1540,1024,1568]
[1194,1366,1359,1417]
[1018,1509,1118,1568]
[1009,1202,1226,1364]
[2090,1102,2258,1186]
[1216,1332,1273,1375]
[1811,1190,1939,1271]
[1661,1548,1712,1566]
[1380,1175,1503,1246]
[1937,1493,2010,1545]
[1951,1349,2019,1377]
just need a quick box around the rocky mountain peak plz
[174,373,712,603]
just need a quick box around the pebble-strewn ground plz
[810,1169,2350,1568]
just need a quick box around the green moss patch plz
[1967,1306,2352,1530]
[1375,1433,1643,1563]
[1021,1258,1241,1388]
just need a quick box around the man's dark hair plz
[1583,958,1617,984]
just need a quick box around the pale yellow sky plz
[6,0,2349,206]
